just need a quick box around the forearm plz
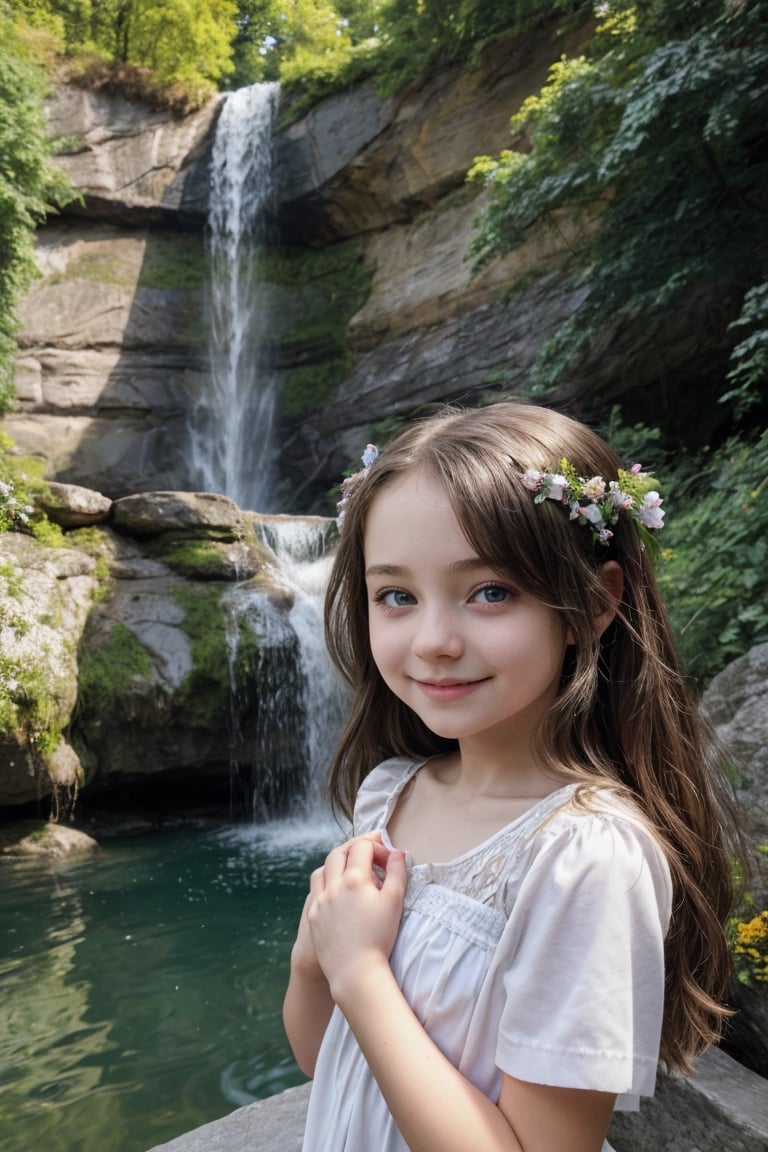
[331,960,523,1152]
[283,954,335,1078]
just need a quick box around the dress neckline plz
[380,757,577,869]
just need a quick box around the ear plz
[593,560,624,639]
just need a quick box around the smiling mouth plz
[414,678,487,701]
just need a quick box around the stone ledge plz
[146,1082,310,1152]
[146,1048,768,1152]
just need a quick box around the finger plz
[346,837,376,873]
[309,864,326,896]
[358,829,385,844]
[383,850,408,900]
[334,830,384,855]
[320,847,346,885]
[370,840,393,870]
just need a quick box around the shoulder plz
[353,756,423,834]
[519,787,673,930]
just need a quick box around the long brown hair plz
[324,400,742,1074]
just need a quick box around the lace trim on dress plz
[358,758,581,915]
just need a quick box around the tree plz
[21,0,239,92]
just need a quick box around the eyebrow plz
[365,558,492,578]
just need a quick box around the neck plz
[440,735,566,800]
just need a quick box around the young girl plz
[283,401,740,1152]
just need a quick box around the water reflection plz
[0,821,335,1152]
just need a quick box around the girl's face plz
[363,469,570,756]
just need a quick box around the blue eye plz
[377,588,416,607]
[473,584,510,605]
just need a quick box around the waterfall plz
[189,83,280,512]
[224,518,350,820]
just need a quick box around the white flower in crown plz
[336,443,380,525]
[571,502,605,528]
[542,473,570,502]
[638,491,664,530]
[522,468,543,491]
[520,456,665,557]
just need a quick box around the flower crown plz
[521,458,665,553]
[336,444,379,525]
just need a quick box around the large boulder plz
[701,645,768,1077]
[702,642,768,850]
[35,481,112,527]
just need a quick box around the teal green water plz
[0,820,336,1152]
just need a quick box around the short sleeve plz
[495,808,672,1106]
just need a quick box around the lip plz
[413,678,487,702]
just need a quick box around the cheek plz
[368,616,405,679]
[367,613,389,671]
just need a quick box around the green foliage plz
[14,0,586,116]
[0,433,67,543]
[469,1,768,395]
[658,431,768,689]
[720,281,768,418]
[16,0,238,106]
[0,6,73,412]
[371,0,587,97]
[0,554,66,753]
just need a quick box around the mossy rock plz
[170,584,232,729]
[77,621,154,716]
[0,821,98,860]
[143,533,272,581]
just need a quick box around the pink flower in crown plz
[638,491,664,530]
[608,481,633,510]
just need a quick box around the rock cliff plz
[5,21,599,509]
[5,17,737,513]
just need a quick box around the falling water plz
[189,83,280,512]
[224,518,350,820]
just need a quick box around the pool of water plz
[0,818,338,1152]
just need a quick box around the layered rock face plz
[7,22,596,508]
[7,87,221,498]
[6,17,742,509]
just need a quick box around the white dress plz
[301,757,672,1152]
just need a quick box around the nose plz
[412,605,464,661]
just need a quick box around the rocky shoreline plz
[142,1049,768,1152]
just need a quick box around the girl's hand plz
[290,830,391,977]
[307,834,408,1000]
